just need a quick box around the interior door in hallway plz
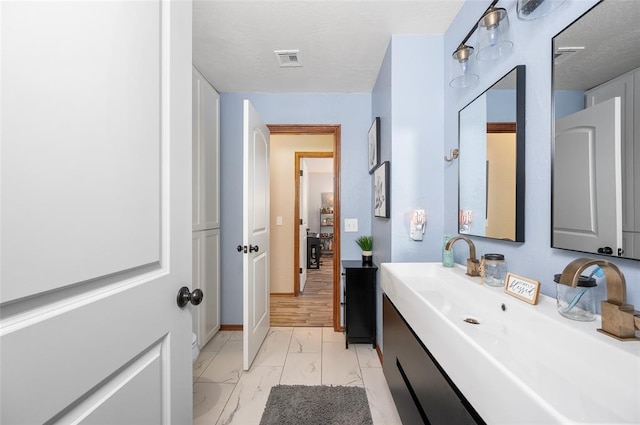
[242,100,271,370]
[0,1,192,423]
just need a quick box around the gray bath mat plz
[259,384,373,425]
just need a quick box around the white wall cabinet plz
[193,229,221,344]
[193,67,220,232]
[192,67,220,346]
[586,67,639,258]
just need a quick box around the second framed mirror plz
[552,0,640,260]
[458,65,526,242]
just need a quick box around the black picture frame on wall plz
[374,161,390,218]
[368,117,380,174]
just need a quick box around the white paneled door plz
[299,160,308,292]
[299,224,308,292]
[0,1,193,423]
[242,100,271,370]
[195,229,221,346]
[554,97,622,255]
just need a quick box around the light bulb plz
[487,25,498,47]
[459,59,469,75]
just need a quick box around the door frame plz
[295,151,333,294]
[267,124,342,331]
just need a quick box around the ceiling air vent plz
[554,46,585,65]
[274,50,302,68]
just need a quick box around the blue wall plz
[371,35,445,266]
[443,0,639,307]
[371,42,392,348]
[372,44,393,266]
[555,90,585,118]
[487,89,516,121]
[219,93,372,324]
[459,93,488,235]
[217,0,640,327]
[371,34,444,349]
[389,35,445,263]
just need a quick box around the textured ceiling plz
[193,0,464,93]
[553,0,640,91]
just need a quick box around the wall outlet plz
[344,218,358,232]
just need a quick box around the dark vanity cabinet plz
[342,261,377,348]
[383,295,485,425]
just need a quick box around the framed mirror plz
[458,65,526,242]
[552,0,640,260]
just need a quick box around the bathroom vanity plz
[381,262,640,424]
[383,294,484,424]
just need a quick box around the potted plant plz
[355,235,373,265]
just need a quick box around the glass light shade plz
[476,7,513,61]
[517,0,567,20]
[449,45,479,88]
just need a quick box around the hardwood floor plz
[270,256,333,327]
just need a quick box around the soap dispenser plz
[442,235,454,267]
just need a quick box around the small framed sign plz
[504,273,540,305]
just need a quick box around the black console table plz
[342,260,377,349]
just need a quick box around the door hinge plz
[300,219,303,225]
[299,170,303,176]
[299,267,303,274]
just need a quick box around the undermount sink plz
[381,262,640,424]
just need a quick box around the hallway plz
[270,256,334,327]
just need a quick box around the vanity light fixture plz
[448,0,512,88]
[517,0,567,20]
[476,6,512,61]
[449,45,479,88]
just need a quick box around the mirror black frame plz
[550,0,640,261]
[457,65,526,242]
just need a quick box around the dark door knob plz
[597,246,613,255]
[176,287,204,308]
[249,244,259,253]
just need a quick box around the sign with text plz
[504,273,540,305]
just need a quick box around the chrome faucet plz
[445,236,481,276]
[559,258,639,341]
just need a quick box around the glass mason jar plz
[483,253,507,287]
[554,274,597,322]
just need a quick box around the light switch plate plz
[344,218,358,232]
[276,216,283,226]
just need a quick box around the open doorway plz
[297,154,333,293]
[267,125,342,331]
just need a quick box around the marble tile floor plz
[193,327,403,425]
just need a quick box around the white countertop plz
[381,262,640,425]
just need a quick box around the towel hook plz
[444,148,459,163]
